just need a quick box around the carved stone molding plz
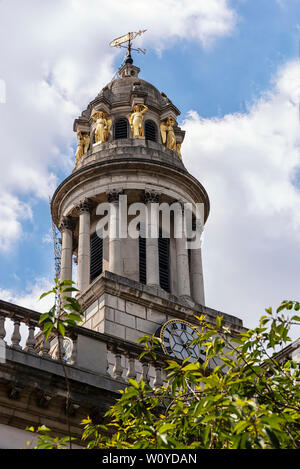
[106,188,124,203]
[144,190,160,204]
[59,216,76,232]
[36,391,53,409]
[76,198,93,214]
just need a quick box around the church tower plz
[51,52,243,364]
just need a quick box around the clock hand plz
[172,332,185,345]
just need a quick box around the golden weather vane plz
[109,29,147,66]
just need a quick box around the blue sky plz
[0,0,299,336]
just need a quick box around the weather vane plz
[109,30,147,66]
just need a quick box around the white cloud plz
[0,277,54,346]
[0,194,32,251]
[0,277,54,312]
[182,60,300,336]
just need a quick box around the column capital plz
[106,188,124,203]
[76,198,93,214]
[59,216,76,232]
[144,190,160,204]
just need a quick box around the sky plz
[0,0,299,339]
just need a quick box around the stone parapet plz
[74,138,186,172]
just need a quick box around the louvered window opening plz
[145,120,157,142]
[139,227,170,292]
[158,229,170,293]
[114,118,128,139]
[90,232,103,283]
[139,224,147,285]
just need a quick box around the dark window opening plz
[114,118,128,139]
[90,232,103,283]
[139,224,146,285]
[158,229,170,293]
[145,120,157,142]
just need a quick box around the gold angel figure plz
[83,133,90,154]
[91,111,112,143]
[75,131,90,164]
[176,143,182,159]
[75,131,84,163]
[160,120,168,144]
[166,117,177,151]
[160,117,177,151]
[129,104,148,138]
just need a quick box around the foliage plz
[81,302,300,449]
[26,425,76,449]
[35,278,84,449]
[39,278,84,341]
[32,294,300,449]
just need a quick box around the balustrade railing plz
[0,300,171,389]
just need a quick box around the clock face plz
[158,319,205,363]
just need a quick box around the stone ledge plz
[78,271,245,332]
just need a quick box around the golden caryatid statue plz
[176,143,182,159]
[91,111,112,143]
[75,131,90,164]
[129,104,148,138]
[160,117,177,152]
[83,133,90,154]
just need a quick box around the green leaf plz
[265,428,280,449]
[57,322,65,337]
[158,423,175,434]
[182,362,200,372]
[39,290,54,300]
[291,315,300,322]
[233,421,249,435]
[39,312,50,324]
[216,315,223,328]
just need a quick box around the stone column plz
[59,216,74,284]
[144,191,160,287]
[175,206,191,299]
[107,190,123,276]
[76,198,92,291]
[190,247,205,305]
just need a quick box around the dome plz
[72,62,186,173]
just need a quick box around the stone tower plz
[51,59,243,358]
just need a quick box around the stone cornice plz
[77,271,245,333]
[51,157,210,227]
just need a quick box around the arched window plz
[114,118,128,139]
[144,120,157,142]
[90,232,103,283]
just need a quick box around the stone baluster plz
[55,336,64,360]
[141,360,150,385]
[11,318,22,350]
[113,348,124,381]
[25,322,37,354]
[0,314,6,343]
[144,191,160,286]
[107,189,123,276]
[0,314,6,364]
[153,362,164,389]
[70,335,77,365]
[76,198,93,292]
[40,332,51,358]
[126,353,137,381]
